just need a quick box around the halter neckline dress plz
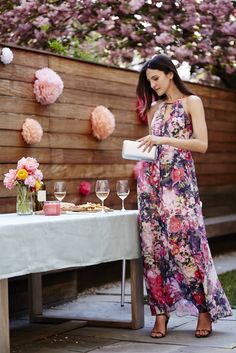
[137,99,232,321]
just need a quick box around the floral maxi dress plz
[137,100,232,321]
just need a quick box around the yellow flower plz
[17,169,28,180]
[35,180,41,191]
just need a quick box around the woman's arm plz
[139,96,208,154]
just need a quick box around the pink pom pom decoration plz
[21,118,43,144]
[91,105,115,140]
[79,181,91,196]
[33,67,64,105]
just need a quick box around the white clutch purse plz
[122,140,156,162]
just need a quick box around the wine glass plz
[116,180,130,211]
[95,180,110,213]
[54,181,66,202]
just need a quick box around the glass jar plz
[43,201,61,216]
[16,185,33,215]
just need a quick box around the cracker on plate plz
[63,202,112,212]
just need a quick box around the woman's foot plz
[195,312,212,338]
[151,314,169,338]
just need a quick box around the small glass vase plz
[16,185,33,215]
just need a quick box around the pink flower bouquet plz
[4,157,43,192]
[4,157,44,214]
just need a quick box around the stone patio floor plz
[10,251,236,353]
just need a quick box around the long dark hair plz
[136,54,194,115]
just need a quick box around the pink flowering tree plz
[0,0,235,88]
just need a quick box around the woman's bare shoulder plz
[185,95,204,113]
[186,95,203,105]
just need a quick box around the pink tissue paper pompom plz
[21,118,43,144]
[79,181,91,196]
[33,67,64,105]
[91,105,115,140]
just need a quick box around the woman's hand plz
[137,135,166,152]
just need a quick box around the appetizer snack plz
[60,202,111,212]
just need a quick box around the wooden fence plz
[1,45,236,317]
[0,45,236,217]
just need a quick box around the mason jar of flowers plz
[3,157,43,215]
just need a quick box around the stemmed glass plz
[95,180,110,213]
[116,180,130,211]
[54,181,66,202]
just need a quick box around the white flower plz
[1,47,14,64]
[177,61,191,81]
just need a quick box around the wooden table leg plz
[130,258,144,329]
[29,273,43,322]
[0,279,10,353]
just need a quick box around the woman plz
[136,54,232,339]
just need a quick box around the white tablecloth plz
[0,210,140,280]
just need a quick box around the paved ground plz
[10,251,236,353]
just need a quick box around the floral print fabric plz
[137,100,232,321]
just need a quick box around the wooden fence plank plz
[0,163,135,181]
[0,147,132,164]
[58,87,135,110]
[0,64,35,83]
[0,113,49,131]
[59,72,136,98]
[205,108,236,122]
[0,147,52,163]
[0,97,139,124]
[0,97,49,116]
[9,47,49,68]
[1,79,235,112]
[208,130,236,143]
[194,152,236,164]
[201,96,236,112]
[49,55,138,85]
[188,82,236,101]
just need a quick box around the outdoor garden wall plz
[1,45,236,317]
[0,45,236,217]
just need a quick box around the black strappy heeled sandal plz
[195,312,212,338]
[195,328,212,338]
[151,313,169,338]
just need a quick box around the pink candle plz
[43,201,61,216]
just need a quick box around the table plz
[0,210,143,353]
